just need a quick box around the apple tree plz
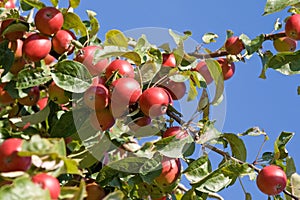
[0,0,299,199]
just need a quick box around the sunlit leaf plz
[263,0,299,15]
[202,32,218,44]
[20,0,45,9]
[222,133,247,162]
[105,29,128,48]
[291,173,300,198]
[70,0,80,8]
[184,156,212,183]
[16,67,52,89]
[86,10,99,39]
[274,131,294,160]
[63,11,87,36]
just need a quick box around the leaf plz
[50,111,78,138]
[50,0,58,7]
[274,131,294,160]
[86,10,99,39]
[0,176,51,200]
[238,127,267,137]
[222,133,247,162]
[107,157,149,173]
[63,12,87,36]
[0,41,14,76]
[188,79,198,101]
[169,29,191,46]
[240,34,264,55]
[266,51,300,75]
[184,156,212,183]
[274,18,282,30]
[197,89,209,112]
[102,190,125,200]
[138,61,160,83]
[197,120,222,144]
[97,166,123,185]
[263,0,300,15]
[202,33,218,44]
[104,29,128,48]
[245,193,252,200]
[1,22,29,36]
[205,59,224,105]
[16,67,52,89]
[70,0,80,8]
[10,105,50,127]
[51,60,92,93]
[139,153,162,184]
[60,157,81,175]
[286,156,297,177]
[291,173,300,198]
[257,50,273,79]
[20,0,46,9]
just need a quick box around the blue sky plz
[43,0,300,199]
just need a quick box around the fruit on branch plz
[0,138,32,172]
[32,173,61,200]
[155,156,181,187]
[162,53,176,67]
[0,83,14,105]
[48,82,69,104]
[193,61,213,84]
[83,84,109,111]
[163,126,188,139]
[139,87,172,118]
[225,36,244,55]
[105,59,134,79]
[89,108,115,131]
[256,165,287,196]
[273,37,297,52]
[74,46,109,76]
[1,0,15,8]
[34,7,64,36]
[0,19,26,41]
[159,79,186,100]
[10,57,26,75]
[22,33,51,62]
[217,58,235,80]
[85,182,106,200]
[18,86,40,106]
[285,14,300,40]
[52,29,76,55]
[128,115,152,132]
[8,39,23,58]
[37,97,48,110]
[43,54,56,65]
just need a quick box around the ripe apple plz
[22,33,51,62]
[217,58,235,80]
[74,46,109,76]
[163,126,188,139]
[10,57,26,75]
[285,14,300,40]
[91,76,107,86]
[89,108,115,131]
[83,83,110,111]
[18,86,40,106]
[105,59,134,79]
[192,61,213,84]
[162,53,176,67]
[43,54,56,65]
[86,182,106,200]
[155,156,181,187]
[0,19,26,41]
[153,196,167,200]
[159,79,186,100]
[34,7,64,36]
[32,173,60,199]
[8,39,23,58]
[225,36,244,55]
[0,83,14,105]
[48,82,69,104]
[273,37,297,52]
[0,138,32,172]
[37,97,48,110]
[256,165,287,196]
[1,0,15,8]
[139,87,172,118]
[52,29,76,55]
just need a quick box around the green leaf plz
[107,157,149,173]
[51,60,92,93]
[86,10,99,39]
[104,29,128,48]
[222,133,247,162]
[202,33,218,44]
[0,176,51,200]
[138,61,160,83]
[298,86,300,95]
[274,18,282,30]
[291,173,300,198]
[263,0,300,15]
[0,41,14,75]
[240,34,264,55]
[70,0,80,8]
[102,190,125,200]
[197,120,222,144]
[205,59,224,105]
[238,127,267,137]
[59,157,81,175]
[286,156,297,177]
[197,89,209,112]
[274,131,294,160]
[257,50,273,79]
[97,166,123,185]
[184,156,212,183]
[16,67,52,89]
[266,51,300,75]
[20,0,46,9]
[50,111,78,138]
[246,193,252,200]
[188,79,198,101]
[139,153,162,184]
[63,11,87,36]
[1,22,29,36]
[50,0,58,7]
[169,29,191,46]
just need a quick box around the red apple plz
[74,46,109,76]
[273,36,297,52]
[48,82,69,104]
[18,86,40,106]
[0,19,26,41]
[86,182,106,200]
[128,116,151,132]
[2,0,15,8]
[83,84,110,111]
[193,61,213,84]
[105,59,134,79]
[163,126,188,139]
[32,173,60,200]
[0,138,32,172]
[89,109,115,131]
[34,7,64,36]
[155,156,181,187]
[162,53,176,67]
[159,79,186,100]
[22,33,51,62]
[225,36,244,55]
[217,58,235,80]
[43,54,56,65]
[52,29,76,55]
[285,14,300,40]
[37,97,48,110]
[8,39,23,58]
[10,57,26,75]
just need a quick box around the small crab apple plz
[22,33,51,62]
[34,7,64,36]
[225,36,244,55]
[0,83,14,105]
[83,84,110,111]
[105,59,134,79]
[0,138,32,172]
[162,53,176,67]
[139,87,172,118]
[160,79,186,100]
[256,165,287,196]
[18,86,40,106]
[48,82,69,104]
[37,97,48,110]
[8,39,23,58]
[1,0,15,8]
[155,156,181,187]
[89,108,115,131]
[193,61,213,84]
[32,173,60,200]
[10,58,26,75]
[85,181,106,200]
[285,14,300,40]
[273,37,297,52]
[217,58,235,80]
[52,29,76,55]
[163,126,188,139]
[128,115,151,132]
[43,54,56,65]
[74,46,109,76]
[0,18,26,41]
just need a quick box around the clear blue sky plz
[46,0,300,199]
